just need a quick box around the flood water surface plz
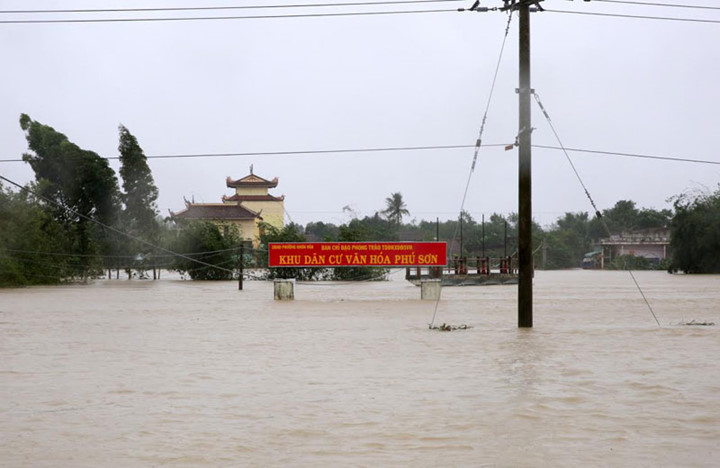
[1,270,719,466]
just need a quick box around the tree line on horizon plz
[271,197,674,272]
[1,115,719,286]
[0,114,240,285]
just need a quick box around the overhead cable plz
[533,145,720,166]
[547,9,720,24]
[2,246,242,260]
[0,1,463,15]
[3,143,716,165]
[590,0,720,11]
[0,8,457,24]
[0,144,505,162]
[0,173,235,275]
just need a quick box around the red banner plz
[269,242,447,267]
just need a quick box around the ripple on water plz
[1,271,719,466]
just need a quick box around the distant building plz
[222,172,285,229]
[171,168,285,244]
[599,228,670,268]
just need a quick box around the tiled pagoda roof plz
[226,174,278,188]
[172,204,261,221]
[222,194,285,202]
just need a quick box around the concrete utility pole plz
[496,0,538,327]
[462,0,544,326]
[517,1,533,327]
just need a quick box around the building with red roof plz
[171,167,285,243]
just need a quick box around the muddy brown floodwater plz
[1,270,719,467]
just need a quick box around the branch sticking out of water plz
[678,319,715,326]
[428,323,473,332]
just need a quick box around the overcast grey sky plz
[1,0,719,227]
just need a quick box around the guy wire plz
[430,11,513,328]
[531,92,662,328]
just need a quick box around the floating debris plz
[428,323,473,332]
[678,320,715,327]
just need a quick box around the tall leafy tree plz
[118,125,158,235]
[20,114,121,277]
[118,125,160,277]
[382,192,409,225]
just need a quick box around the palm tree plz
[382,192,410,225]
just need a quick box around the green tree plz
[171,221,240,280]
[637,207,672,230]
[382,192,410,225]
[589,200,670,239]
[0,183,69,286]
[332,221,388,281]
[604,200,638,233]
[332,214,398,243]
[258,222,323,280]
[542,224,586,269]
[20,114,121,278]
[670,187,720,273]
[119,125,158,237]
[305,221,339,241]
[539,212,592,269]
[118,125,160,277]
[358,213,398,241]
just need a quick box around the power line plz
[0,144,504,162]
[533,145,720,166]
[3,143,716,166]
[2,246,242,259]
[0,253,102,271]
[591,0,720,11]
[2,244,267,265]
[0,173,236,275]
[0,8,457,24]
[547,9,720,24]
[0,0,461,15]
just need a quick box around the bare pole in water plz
[238,243,244,291]
[504,219,508,258]
[460,212,464,257]
[482,214,485,258]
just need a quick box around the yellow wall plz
[241,200,284,230]
[210,219,261,246]
[235,186,268,196]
